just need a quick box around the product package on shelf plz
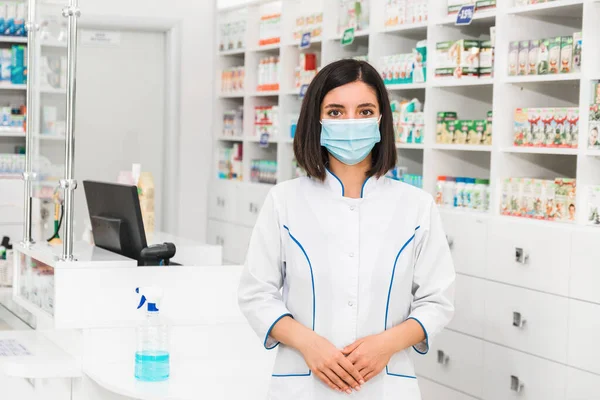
[217,143,243,181]
[0,153,24,175]
[222,106,243,137]
[435,110,491,146]
[221,66,245,93]
[587,186,600,226]
[254,105,279,142]
[294,53,318,90]
[338,0,370,35]
[436,39,491,80]
[513,107,578,148]
[40,55,67,90]
[381,40,426,85]
[251,160,277,184]
[0,3,27,37]
[257,56,280,92]
[448,0,496,14]
[384,0,428,27]
[589,103,600,149]
[391,99,423,145]
[9,44,25,84]
[259,13,281,46]
[293,13,323,42]
[386,166,422,189]
[219,19,246,52]
[501,177,576,222]
[508,33,581,77]
[435,176,490,212]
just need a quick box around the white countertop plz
[0,330,81,379]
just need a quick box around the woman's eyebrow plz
[324,103,345,109]
[357,103,377,108]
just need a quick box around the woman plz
[238,59,455,399]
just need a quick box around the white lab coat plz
[238,171,455,400]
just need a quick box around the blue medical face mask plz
[320,116,382,165]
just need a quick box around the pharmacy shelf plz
[0,130,25,138]
[505,73,581,84]
[216,136,243,142]
[287,36,323,47]
[40,86,66,94]
[249,43,281,53]
[219,48,246,56]
[219,92,245,99]
[431,78,494,88]
[501,146,578,156]
[507,0,584,18]
[584,149,600,157]
[432,144,492,152]
[250,90,280,97]
[40,40,67,48]
[0,173,21,180]
[0,36,27,44]
[386,83,427,90]
[383,22,428,35]
[396,143,425,150]
[329,29,370,41]
[436,9,496,26]
[0,83,26,91]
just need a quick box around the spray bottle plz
[135,287,170,382]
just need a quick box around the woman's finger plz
[363,370,378,382]
[331,362,361,390]
[338,355,365,385]
[315,370,341,393]
[324,367,352,394]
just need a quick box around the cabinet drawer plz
[419,376,479,400]
[568,300,600,375]
[566,367,600,400]
[483,281,568,363]
[486,219,571,296]
[207,219,235,263]
[569,229,600,304]
[412,330,484,398]
[440,211,488,278]
[208,180,237,223]
[447,274,485,338]
[483,342,567,400]
[236,184,270,228]
[230,225,253,265]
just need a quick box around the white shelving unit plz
[211,1,600,399]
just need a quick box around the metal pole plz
[60,0,80,261]
[21,0,37,247]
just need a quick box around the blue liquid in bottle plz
[135,351,170,382]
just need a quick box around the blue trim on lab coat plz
[264,313,294,350]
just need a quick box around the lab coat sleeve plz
[408,199,456,354]
[238,189,292,350]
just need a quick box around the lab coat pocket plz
[271,343,311,377]
[386,349,417,379]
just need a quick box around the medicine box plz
[537,38,550,75]
[528,40,540,75]
[548,36,561,74]
[508,41,519,76]
[447,0,474,14]
[518,40,529,76]
[513,108,529,146]
[436,111,457,144]
[573,32,582,73]
[560,36,573,74]
[479,40,493,78]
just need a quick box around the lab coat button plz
[350,205,355,211]
[348,301,354,307]
[349,252,354,258]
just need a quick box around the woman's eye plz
[328,110,342,117]
[360,109,374,116]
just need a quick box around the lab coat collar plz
[324,169,380,199]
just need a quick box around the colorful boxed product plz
[469,120,486,145]
[528,40,540,75]
[454,120,470,145]
[548,36,561,74]
[537,38,550,75]
[476,0,496,10]
[518,40,529,76]
[513,108,529,146]
[554,178,576,222]
[573,32,582,73]
[508,41,519,76]
[528,108,542,147]
[587,186,600,226]
[541,108,555,147]
[589,104,600,149]
[338,0,370,34]
[435,41,458,78]
[435,40,480,79]
[484,111,493,145]
[553,108,568,148]
[436,111,457,144]
[479,40,493,78]
[567,108,579,148]
[560,36,573,74]
[447,0,474,14]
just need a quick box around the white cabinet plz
[0,180,23,225]
[419,376,479,400]
[412,330,484,398]
[567,299,600,376]
[483,342,567,400]
[229,225,253,265]
[440,211,488,278]
[236,184,269,228]
[566,367,600,400]
[207,219,236,263]
[448,274,485,338]
[569,229,600,304]
[483,281,569,364]
[485,219,571,296]
[208,181,237,223]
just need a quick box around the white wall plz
[78,0,216,241]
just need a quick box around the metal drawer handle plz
[249,203,259,214]
[216,236,225,246]
[437,350,450,365]
[446,235,454,249]
[512,311,526,328]
[515,247,528,264]
[510,375,524,393]
[217,197,225,207]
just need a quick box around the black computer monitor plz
[83,180,147,264]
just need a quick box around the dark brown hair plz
[293,59,397,181]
